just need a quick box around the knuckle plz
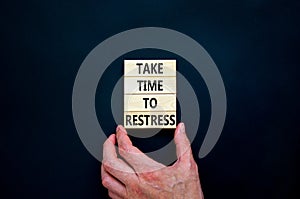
[179,155,197,169]
[119,146,131,155]
[102,177,110,188]
[139,171,158,181]
[108,191,114,198]
[118,148,127,157]
[102,161,109,167]
[102,161,113,171]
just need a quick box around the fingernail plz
[179,123,185,133]
[116,125,126,134]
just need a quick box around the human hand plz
[101,123,204,199]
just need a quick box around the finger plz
[101,165,126,198]
[115,125,132,150]
[174,123,193,162]
[108,191,123,199]
[103,134,117,161]
[102,134,137,184]
[116,125,165,173]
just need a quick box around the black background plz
[1,0,300,198]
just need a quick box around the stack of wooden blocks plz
[124,60,176,129]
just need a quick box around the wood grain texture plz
[124,77,176,94]
[124,94,176,111]
[124,111,176,128]
[124,60,176,77]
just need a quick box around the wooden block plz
[124,77,176,94]
[124,60,176,77]
[124,111,176,128]
[124,94,176,111]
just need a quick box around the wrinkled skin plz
[101,123,204,199]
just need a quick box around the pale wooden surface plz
[124,111,176,128]
[124,77,176,94]
[124,94,176,111]
[124,60,176,77]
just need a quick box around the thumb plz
[174,123,193,161]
